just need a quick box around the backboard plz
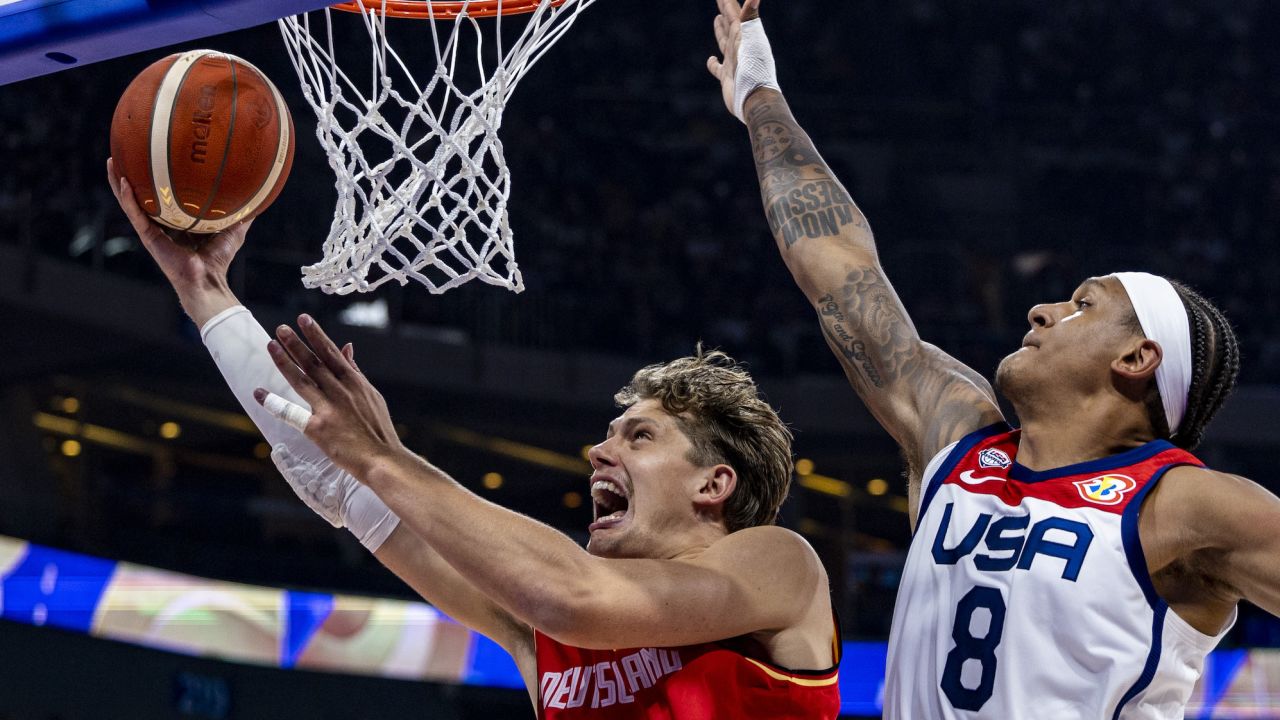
[0,0,334,85]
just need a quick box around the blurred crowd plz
[3,0,1280,381]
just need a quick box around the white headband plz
[1113,272,1192,435]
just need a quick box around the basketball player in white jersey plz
[710,0,1280,717]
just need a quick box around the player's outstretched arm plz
[108,159,538,690]
[379,472,826,655]
[708,1,1002,503]
[260,317,832,660]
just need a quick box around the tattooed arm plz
[709,0,1003,522]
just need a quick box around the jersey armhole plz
[1120,462,1196,612]
[915,422,1012,530]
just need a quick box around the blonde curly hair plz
[614,348,794,532]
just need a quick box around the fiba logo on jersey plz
[978,448,1011,469]
[1073,474,1136,505]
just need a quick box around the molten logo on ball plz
[191,83,216,164]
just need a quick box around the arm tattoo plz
[746,99,866,249]
[818,292,884,389]
[816,269,999,462]
[744,93,1002,486]
[815,267,920,392]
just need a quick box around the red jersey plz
[534,629,841,719]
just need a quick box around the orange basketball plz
[110,50,294,234]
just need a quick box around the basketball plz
[109,50,294,234]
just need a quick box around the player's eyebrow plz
[1078,278,1108,296]
[605,416,656,439]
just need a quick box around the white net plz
[278,0,596,295]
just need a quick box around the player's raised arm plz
[708,0,1002,500]
[107,159,538,692]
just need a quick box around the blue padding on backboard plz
[0,543,116,632]
[0,0,336,85]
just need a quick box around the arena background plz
[2,1,1280,717]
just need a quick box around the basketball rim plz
[330,0,569,19]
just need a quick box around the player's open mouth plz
[589,477,630,531]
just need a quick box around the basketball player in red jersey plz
[711,0,1280,716]
[107,163,841,715]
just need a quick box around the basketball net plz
[278,0,595,295]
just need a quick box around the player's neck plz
[604,521,727,562]
[1013,398,1154,472]
[663,523,730,561]
[647,519,733,563]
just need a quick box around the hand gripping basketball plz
[110,50,294,235]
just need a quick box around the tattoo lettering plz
[747,99,864,248]
[818,293,885,388]
[841,268,922,382]
[765,180,860,247]
[812,269,923,393]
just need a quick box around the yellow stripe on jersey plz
[744,658,840,687]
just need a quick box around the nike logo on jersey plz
[958,470,1007,485]
[931,503,1094,581]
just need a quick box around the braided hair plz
[1136,280,1240,450]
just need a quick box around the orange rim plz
[331,0,569,18]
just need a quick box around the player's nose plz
[1028,303,1056,328]
[587,440,616,470]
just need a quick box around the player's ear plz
[694,464,738,509]
[1113,337,1162,382]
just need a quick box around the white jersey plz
[885,423,1234,719]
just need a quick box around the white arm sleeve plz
[201,305,319,457]
[201,306,399,552]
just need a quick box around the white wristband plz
[347,484,401,552]
[733,18,781,122]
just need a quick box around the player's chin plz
[585,515,633,556]
[585,533,624,557]
[995,349,1024,379]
